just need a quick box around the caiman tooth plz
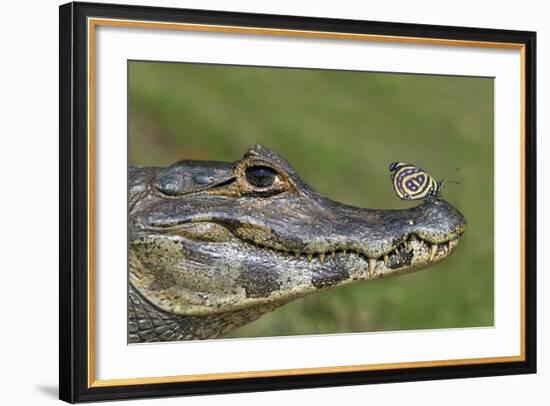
[404,240,409,250]
[294,251,300,259]
[307,253,313,262]
[331,252,336,259]
[319,253,325,263]
[369,258,377,274]
[429,244,438,261]
[342,249,347,255]
[419,240,424,249]
[383,255,389,266]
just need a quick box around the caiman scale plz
[129,145,466,343]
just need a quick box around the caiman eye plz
[245,165,276,188]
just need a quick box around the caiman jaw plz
[149,216,464,280]
[238,232,462,278]
[131,198,465,317]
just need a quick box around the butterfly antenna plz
[442,168,462,184]
[441,167,460,181]
[438,168,462,189]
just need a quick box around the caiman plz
[128,144,466,343]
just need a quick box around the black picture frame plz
[59,1,537,403]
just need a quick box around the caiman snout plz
[411,199,466,244]
[222,189,466,277]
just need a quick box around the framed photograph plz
[59,1,536,403]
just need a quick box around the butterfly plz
[389,162,458,201]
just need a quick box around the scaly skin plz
[128,145,466,342]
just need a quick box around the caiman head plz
[129,144,466,341]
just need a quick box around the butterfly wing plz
[390,163,436,200]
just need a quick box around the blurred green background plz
[129,61,494,338]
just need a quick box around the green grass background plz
[128,61,494,338]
